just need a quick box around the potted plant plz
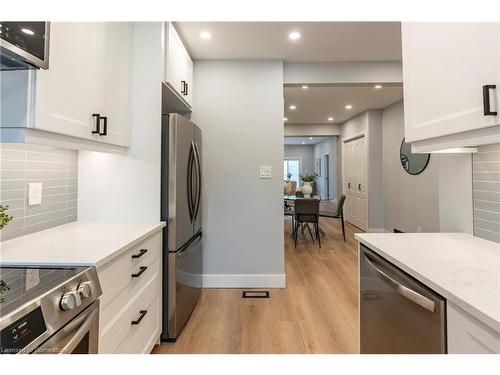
[0,204,13,303]
[299,172,319,198]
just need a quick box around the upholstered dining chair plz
[293,198,321,248]
[319,194,346,241]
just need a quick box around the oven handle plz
[58,308,98,354]
[362,252,436,312]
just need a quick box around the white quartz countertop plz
[0,221,166,268]
[355,232,500,333]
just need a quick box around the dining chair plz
[284,206,295,235]
[319,194,346,241]
[293,198,321,248]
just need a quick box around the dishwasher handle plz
[362,251,436,312]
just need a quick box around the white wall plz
[313,137,338,200]
[283,62,403,84]
[284,123,342,137]
[78,23,162,221]
[192,60,285,288]
[284,144,314,175]
[382,102,440,233]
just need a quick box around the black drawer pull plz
[131,310,147,325]
[131,249,148,259]
[92,113,101,134]
[99,116,107,136]
[483,85,498,116]
[131,266,147,278]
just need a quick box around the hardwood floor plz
[153,202,363,354]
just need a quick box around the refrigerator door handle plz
[192,141,201,222]
[362,252,436,312]
[187,142,195,222]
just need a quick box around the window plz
[283,158,301,183]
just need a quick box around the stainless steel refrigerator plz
[161,113,202,341]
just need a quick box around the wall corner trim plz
[202,274,286,288]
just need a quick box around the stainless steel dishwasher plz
[360,244,446,353]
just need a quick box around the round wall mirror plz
[400,138,430,175]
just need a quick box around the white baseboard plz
[367,227,390,233]
[202,274,286,288]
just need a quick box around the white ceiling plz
[284,137,328,145]
[174,22,401,62]
[284,84,403,124]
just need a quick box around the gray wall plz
[284,144,314,175]
[313,137,338,200]
[0,143,78,241]
[192,60,285,287]
[382,102,440,233]
[473,143,500,243]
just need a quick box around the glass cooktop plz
[0,266,87,318]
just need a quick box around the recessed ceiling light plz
[302,85,308,89]
[374,84,382,89]
[289,105,296,110]
[288,31,301,41]
[21,28,34,35]
[302,141,305,144]
[309,137,313,140]
[328,117,334,121]
[345,104,353,110]
[283,117,288,122]
[200,31,212,40]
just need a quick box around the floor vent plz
[242,291,270,299]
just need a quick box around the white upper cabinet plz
[402,23,500,144]
[164,22,193,108]
[2,22,133,149]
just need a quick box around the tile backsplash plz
[472,143,500,243]
[0,143,78,241]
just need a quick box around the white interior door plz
[343,136,367,231]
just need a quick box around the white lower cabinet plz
[97,230,162,354]
[447,302,500,354]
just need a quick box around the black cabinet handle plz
[92,114,101,134]
[181,80,186,95]
[131,266,147,278]
[358,183,361,190]
[99,116,107,136]
[184,83,188,96]
[483,85,498,116]
[131,310,147,325]
[348,182,351,188]
[131,248,148,259]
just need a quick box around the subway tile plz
[0,170,25,180]
[27,160,68,171]
[24,217,68,235]
[26,170,67,179]
[0,144,78,241]
[469,161,499,172]
[1,179,25,190]
[473,171,500,183]
[473,191,500,202]
[473,152,500,163]
[474,218,500,233]
[1,189,25,200]
[1,149,25,161]
[473,209,500,223]
[0,160,25,170]
[25,209,67,226]
[474,199,500,212]
[474,228,500,243]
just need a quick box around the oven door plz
[33,301,99,354]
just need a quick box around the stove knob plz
[77,281,93,299]
[60,291,81,311]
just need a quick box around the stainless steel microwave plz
[0,22,50,70]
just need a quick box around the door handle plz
[131,310,148,325]
[358,183,361,190]
[192,141,201,221]
[131,266,147,278]
[99,116,107,136]
[187,143,195,222]
[92,114,101,134]
[482,85,497,116]
[362,252,436,312]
